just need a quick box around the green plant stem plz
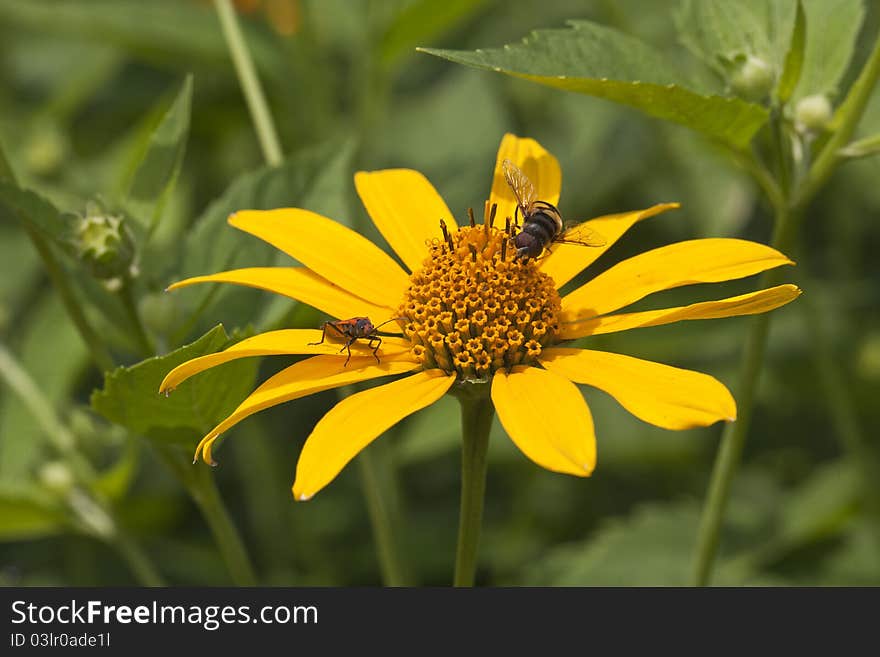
[187,463,258,586]
[453,394,494,587]
[358,443,411,586]
[118,279,155,357]
[213,0,283,167]
[691,204,798,587]
[796,32,880,208]
[0,342,97,481]
[154,445,257,586]
[110,527,165,587]
[0,343,164,585]
[0,343,77,456]
[0,145,115,372]
[693,28,880,587]
[31,233,115,373]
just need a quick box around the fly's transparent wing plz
[502,158,537,213]
[556,221,607,247]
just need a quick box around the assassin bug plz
[308,317,403,366]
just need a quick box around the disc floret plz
[400,209,561,383]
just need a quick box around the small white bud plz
[730,55,774,101]
[39,461,75,494]
[795,94,833,132]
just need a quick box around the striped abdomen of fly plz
[513,201,564,259]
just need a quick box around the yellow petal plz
[562,238,795,321]
[488,133,561,225]
[229,208,410,308]
[195,356,421,466]
[541,348,736,430]
[292,369,455,500]
[539,203,680,289]
[560,284,801,339]
[167,267,395,320]
[491,366,595,476]
[355,169,456,273]
[159,329,413,393]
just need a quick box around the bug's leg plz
[343,338,354,367]
[308,323,330,346]
[369,336,382,364]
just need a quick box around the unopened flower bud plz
[730,55,774,101]
[795,94,833,132]
[72,205,136,281]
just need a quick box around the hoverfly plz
[503,158,606,260]
[308,317,402,367]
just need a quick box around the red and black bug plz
[308,317,402,366]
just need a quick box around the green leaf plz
[182,139,355,279]
[0,486,66,542]
[90,325,258,440]
[123,75,193,233]
[420,20,768,149]
[92,441,141,501]
[380,0,490,68]
[520,501,746,586]
[776,461,860,547]
[165,140,355,335]
[0,179,72,246]
[0,297,88,480]
[795,0,865,100]
[838,133,880,159]
[675,0,796,76]
[0,0,276,74]
[777,0,806,103]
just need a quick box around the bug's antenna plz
[373,317,406,331]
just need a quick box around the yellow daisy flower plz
[159,134,800,502]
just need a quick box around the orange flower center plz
[399,214,561,383]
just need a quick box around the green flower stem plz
[796,32,880,209]
[29,233,115,373]
[187,462,259,586]
[693,29,880,587]
[0,145,114,373]
[111,530,165,587]
[453,393,494,587]
[0,342,82,468]
[119,279,155,358]
[692,203,799,587]
[154,445,257,586]
[358,442,412,586]
[213,0,283,167]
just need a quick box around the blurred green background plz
[0,0,878,586]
